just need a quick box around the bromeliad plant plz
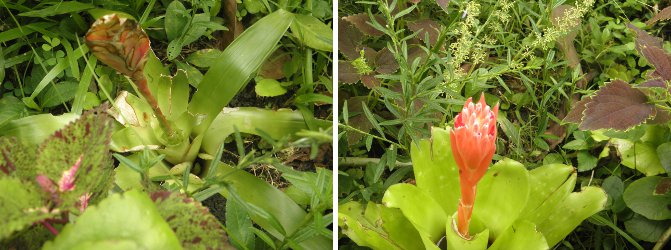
[339,95,608,249]
[2,7,333,250]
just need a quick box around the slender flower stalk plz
[450,93,499,239]
[85,14,172,136]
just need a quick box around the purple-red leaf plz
[375,48,399,74]
[641,46,671,80]
[646,6,671,26]
[563,96,592,124]
[580,80,654,131]
[338,19,364,60]
[342,13,386,37]
[338,61,361,84]
[627,23,663,52]
[361,74,381,89]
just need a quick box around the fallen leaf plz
[552,5,581,68]
[260,49,290,79]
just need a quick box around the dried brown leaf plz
[259,49,290,79]
[580,80,654,131]
[407,19,441,45]
[552,5,580,68]
[220,0,244,49]
[646,6,671,26]
[342,13,386,37]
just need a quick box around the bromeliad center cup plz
[449,93,499,239]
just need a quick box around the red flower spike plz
[85,14,150,81]
[58,155,83,192]
[450,93,499,239]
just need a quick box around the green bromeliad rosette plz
[339,94,608,249]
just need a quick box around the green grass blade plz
[188,10,293,134]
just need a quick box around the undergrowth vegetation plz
[1,0,333,249]
[338,0,670,249]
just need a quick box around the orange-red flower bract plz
[450,93,499,238]
[85,14,150,81]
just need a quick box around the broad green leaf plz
[215,162,331,250]
[290,14,333,52]
[612,138,666,176]
[471,159,530,240]
[602,176,627,212]
[0,137,37,179]
[488,220,548,250]
[657,142,671,174]
[189,10,294,134]
[175,61,204,87]
[577,151,598,172]
[536,186,607,246]
[410,127,460,216]
[0,96,28,129]
[20,2,94,17]
[0,113,79,145]
[43,190,182,250]
[623,176,671,220]
[364,202,424,249]
[383,183,447,242]
[165,1,190,41]
[519,164,574,222]
[151,191,233,249]
[624,214,670,242]
[37,81,78,108]
[338,201,423,250]
[186,49,223,68]
[0,177,53,240]
[201,107,329,154]
[443,215,489,250]
[255,78,287,97]
[156,70,189,120]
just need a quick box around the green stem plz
[338,157,412,168]
[134,76,173,137]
